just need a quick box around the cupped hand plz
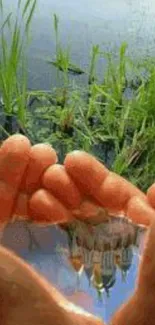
[109,185,155,325]
[0,134,155,325]
[0,133,153,227]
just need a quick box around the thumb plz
[0,245,105,325]
[109,220,155,325]
[136,217,155,295]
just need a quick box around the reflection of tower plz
[83,247,93,286]
[91,247,117,298]
[115,246,133,281]
[103,274,116,297]
[110,216,137,250]
[85,267,93,286]
[26,224,40,251]
[69,235,84,273]
[91,242,103,295]
[121,247,133,270]
[101,249,116,297]
[134,226,146,249]
[102,249,115,274]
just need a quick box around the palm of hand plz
[0,134,155,325]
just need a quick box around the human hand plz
[0,244,104,325]
[0,133,152,227]
[109,185,155,325]
[0,134,105,325]
[0,134,155,325]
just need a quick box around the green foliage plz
[47,14,85,88]
[0,0,37,129]
[1,2,155,192]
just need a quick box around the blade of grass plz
[25,0,37,33]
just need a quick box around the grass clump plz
[0,0,37,133]
[0,1,155,192]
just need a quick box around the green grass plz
[0,0,37,131]
[1,0,155,192]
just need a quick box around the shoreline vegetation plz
[0,0,155,192]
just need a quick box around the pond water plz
[4,0,155,90]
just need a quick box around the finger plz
[14,192,29,219]
[0,135,31,224]
[126,196,155,226]
[20,143,58,194]
[28,189,73,224]
[42,164,82,209]
[16,194,131,227]
[72,199,109,224]
[94,172,146,214]
[64,151,146,216]
[14,144,57,220]
[64,151,109,195]
[147,183,155,209]
[0,134,31,185]
[137,218,155,295]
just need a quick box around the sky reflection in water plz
[0,219,146,323]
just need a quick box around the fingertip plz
[64,151,89,172]
[0,135,31,223]
[147,184,155,209]
[1,134,31,155]
[64,151,109,195]
[126,196,154,226]
[0,134,31,186]
[20,143,58,193]
[42,164,82,209]
[30,143,58,163]
[28,189,73,224]
[94,172,146,212]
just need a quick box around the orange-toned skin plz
[0,134,155,325]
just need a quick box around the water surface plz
[0,219,146,323]
[4,0,155,89]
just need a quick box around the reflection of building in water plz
[66,216,146,298]
[96,251,116,297]
[69,235,84,273]
[133,226,146,248]
[91,249,117,297]
[115,246,133,281]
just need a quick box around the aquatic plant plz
[1,2,155,192]
[47,14,85,86]
[0,0,37,134]
[88,45,100,85]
